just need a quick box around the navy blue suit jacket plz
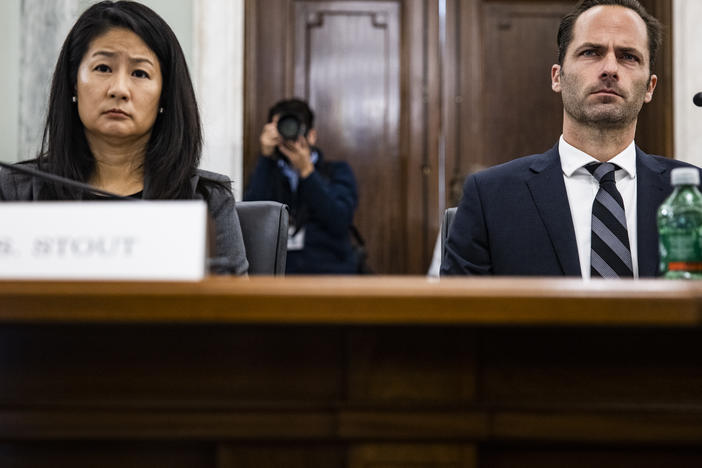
[441,145,698,277]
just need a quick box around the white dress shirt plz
[559,135,639,279]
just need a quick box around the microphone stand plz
[0,160,131,200]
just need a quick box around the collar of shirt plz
[558,135,637,181]
[278,149,319,193]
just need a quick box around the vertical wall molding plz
[18,0,78,161]
[673,0,702,165]
[193,0,245,199]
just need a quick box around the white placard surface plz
[0,201,208,281]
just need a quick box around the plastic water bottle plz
[657,167,702,279]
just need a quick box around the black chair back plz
[441,207,457,261]
[236,201,289,275]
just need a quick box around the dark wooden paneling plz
[0,325,344,405]
[481,3,569,167]
[292,2,404,274]
[243,0,292,172]
[481,328,702,406]
[493,411,702,444]
[346,328,477,402]
[349,444,478,468]
[637,0,674,157]
[1,279,702,465]
[444,0,479,207]
[481,446,702,468]
[403,0,438,273]
[218,444,344,468]
[0,443,212,468]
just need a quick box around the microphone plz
[694,92,702,108]
[0,160,131,200]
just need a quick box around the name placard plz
[0,201,207,281]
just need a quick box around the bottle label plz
[659,229,702,273]
[667,261,702,272]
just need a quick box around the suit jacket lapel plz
[636,149,668,277]
[526,146,581,276]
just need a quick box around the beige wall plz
[193,0,245,198]
[0,1,20,162]
[674,0,702,166]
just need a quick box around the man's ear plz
[644,74,658,104]
[551,64,562,93]
[306,128,318,146]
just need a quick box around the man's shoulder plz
[315,156,355,180]
[313,148,350,171]
[324,160,353,173]
[472,146,558,184]
[636,149,702,173]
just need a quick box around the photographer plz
[244,98,359,274]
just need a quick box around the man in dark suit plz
[441,0,698,278]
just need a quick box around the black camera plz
[276,112,308,142]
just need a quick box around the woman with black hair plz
[0,1,248,275]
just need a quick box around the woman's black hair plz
[39,0,208,199]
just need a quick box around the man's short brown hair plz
[557,0,663,73]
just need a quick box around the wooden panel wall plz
[636,0,674,157]
[481,3,569,167]
[2,324,702,466]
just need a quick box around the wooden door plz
[291,2,402,275]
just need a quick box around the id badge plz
[287,226,305,251]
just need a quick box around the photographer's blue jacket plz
[244,148,359,274]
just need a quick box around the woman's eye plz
[132,69,150,79]
[94,64,111,72]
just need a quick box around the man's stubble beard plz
[559,68,650,130]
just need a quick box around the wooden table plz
[0,277,701,467]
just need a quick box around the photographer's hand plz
[279,136,315,178]
[260,122,280,157]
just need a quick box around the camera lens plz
[276,113,307,141]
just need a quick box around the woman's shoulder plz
[195,168,232,185]
[0,161,38,200]
[192,169,235,209]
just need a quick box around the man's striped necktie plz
[586,162,633,278]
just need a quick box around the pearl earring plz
[159,107,164,114]
[72,96,77,103]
